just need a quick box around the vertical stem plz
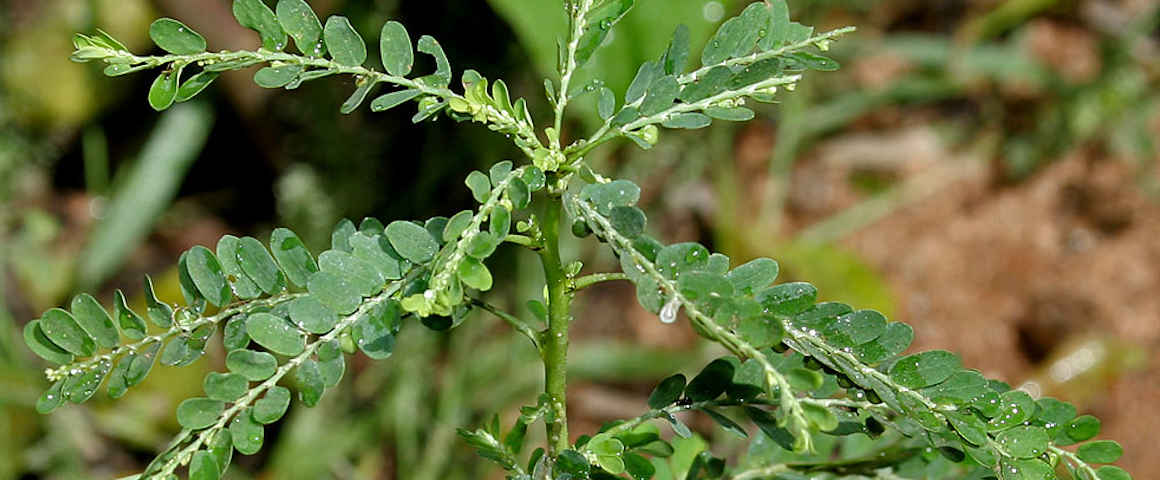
[537,190,572,456]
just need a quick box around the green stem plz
[1050,445,1100,479]
[571,272,630,291]
[469,298,541,350]
[536,189,573,456]
[503,234,539,249]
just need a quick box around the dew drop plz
[599,19,613,30]
[702,1,725,22]
[659,298,680,324]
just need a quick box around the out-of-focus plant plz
[20,1,1135,479]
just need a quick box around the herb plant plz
[27,1,1131,479]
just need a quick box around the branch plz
[553,0,597,149]
[678,26,855,84]
[415,165,536,317]
[44,293,299,383]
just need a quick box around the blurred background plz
[1,0,1158,478]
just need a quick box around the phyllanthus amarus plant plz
[27,0,1130,479]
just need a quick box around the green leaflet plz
[189,451,220,480]
[458,257,494,291]
[319,250,384,297]
[148,68,181,111]
[322,16,366,66]
[108,341,160,398]
[233,0,286,51]
[62,361,110,403]
[317,341,345,387]
[24,320,74,364]
[352,299,400,359]
[253,386,291,424]
[185,246,232,307]
[254,65,303,88]
[269,228,318,288]
[609,206,646,238]
[581,180,641,215]
[178,251,208,313]
[647,374,685,409]
[235,236,286,294]
[69,294,119,349]
[331,219,357,252]
[276,0,325,57]
[230,409,264,454]
[295,359,325,407]
[288,296,338,334]
[662,112,711,129]
[1066,415,1102,442]
[573,0,634,68]
[663,24,690,75]
[177,397,224,430]
[36,380,65,414]
[308,271,361,315]
[385,221,438,264]
[379,21,413,76]
[888,350,961,389]
[149,18,207,55]
[684,358,733,402]
[988,390,1037,432]
[416,35,450,87]
[176,71,220,103]
[246,312,305,356]
[203,372,248,402]
[217,235,262,299]
[725,258,779,295]
[1096,466,1132,480]
[227,349,277,381]
[371,89,421,112]
[349,232,404,280]
[39,308,95,357]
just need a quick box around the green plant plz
[24,0,1131,478]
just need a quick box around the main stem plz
[537,189,572,456]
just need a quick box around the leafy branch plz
[71,1,543,158]
[568,176,1125,479]
[562,3,856,161]
[407,163,544,317]
[142,285,404,478]
[568,189,814,453]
